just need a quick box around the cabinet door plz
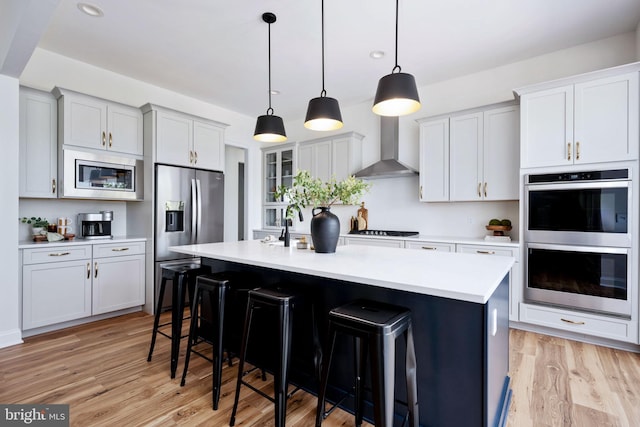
[298,141,332,181]
[107,104,143,155]
[332,135,362,181]
[156,111,192,167]
[483,105,519,201]
[297,144,313,177]
[450,112,483,201]
[520,85,574,168]
[22,259,92,329]
[574,72,639,163]
[93,254,145,314]
[193,120,224,171]
[62,94,108,150]
[419,118,449,201]
[19,88,58,198]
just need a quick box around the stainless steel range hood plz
[354,116,418,179]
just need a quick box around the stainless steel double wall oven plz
[524,168,633,317]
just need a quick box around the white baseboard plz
[0,328,23,349]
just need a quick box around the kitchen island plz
[170,240,514,427]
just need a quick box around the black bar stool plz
[229,287,319,427]
[315,299,419,427]
[179,272,253,410]
[147,262,210,378]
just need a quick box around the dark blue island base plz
[203,258,511,427]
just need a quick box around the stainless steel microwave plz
[61,148,143,200]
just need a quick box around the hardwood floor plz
[1,312,639,426]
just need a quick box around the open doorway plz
[224,145,248,241]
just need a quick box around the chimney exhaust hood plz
[354,116,417,179]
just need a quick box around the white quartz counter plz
[169,240,514,304]
[18,236,147,249]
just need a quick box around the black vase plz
[310,207,340,253]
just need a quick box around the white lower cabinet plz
[520,303,635,343]
[344,237,405,248]
[22,246,92,330]
[21,241,146,331]
[92,242,145,315]
[456,244,521,321]
[404,240,455,252]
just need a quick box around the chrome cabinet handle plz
[194,151,198,164]
[561,318,585,325]
[87,263,90,279]
[189,150,194,164]
[421,246,437,250]
[567,142,571,160]
[111,247,130,252]
[419,185,423,199]
[52,179,56,194]
[477,183,481,197]
[94,262,98,278]
[483,182,487,198]
[109,132,113,148]
[576,141,580,160]
[476,250,495,255]
[48,252,70,257]
[102,131,106,146]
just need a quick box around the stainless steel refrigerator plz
[154,164,224,309]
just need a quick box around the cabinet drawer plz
[94,241,145,258]
[22,245,92,264]
[520,303,633,342]
[456,244,519,261]
[405,241,455,252]
[344,237,404,248]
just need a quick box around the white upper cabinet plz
[19,87,58,198]
[53,87,143,156]
[518,68,639,168]
[418,102,519,202]
[147,104,227,171]
[297,132,363,182]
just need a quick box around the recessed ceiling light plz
[270,90,280,95]
[77,3,104,17]
[370,50,385,59]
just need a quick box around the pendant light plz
[254,12,287,142]
[372,0,421,117]
[304,0,343,131]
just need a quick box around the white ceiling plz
[37,0,640,120]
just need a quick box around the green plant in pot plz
[20,217,49,235]
[275,170,371,253]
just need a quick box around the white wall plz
[281,32,638,240]
[0,74,22,348]
[224,145,247,241]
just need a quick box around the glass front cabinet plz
[262,143,296,229]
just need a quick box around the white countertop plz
[169,240,514,304]
[18,235,147,249]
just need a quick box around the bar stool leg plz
[229,298,255,426]
[170,271,188,379]
[180,285,201,386]
[315,325,337,427]
[211,285,226,410]
[147,277,167,362]
[369,334,396,427]
[405,324,419,427]
[354,336,368,427]
[274,301,293,427]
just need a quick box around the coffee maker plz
[78,211,113,239]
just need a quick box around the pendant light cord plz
[267,19,274,115]
[393,0,401,73]
[321,0,327,97]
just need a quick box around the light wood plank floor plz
[1,312,639,426]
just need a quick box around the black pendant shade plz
[372,72,421,116]
[254,113,287,143]
[254,12,287,142]
[304,95,343,131]
[372,0,421,117]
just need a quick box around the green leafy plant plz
[275,170,371,219]
[20,217,49,227]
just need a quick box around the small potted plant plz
[275,170,371,253]
[20,217,50,236]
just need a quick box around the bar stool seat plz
[316,299,419,427]
[147,262,210,378]
[229,286,320,427]
[179,271,254,410]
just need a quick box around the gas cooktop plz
[348,230,419,237]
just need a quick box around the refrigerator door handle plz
[191,178,197,243]
[196,179,203,243]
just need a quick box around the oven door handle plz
[525,180,630,191]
